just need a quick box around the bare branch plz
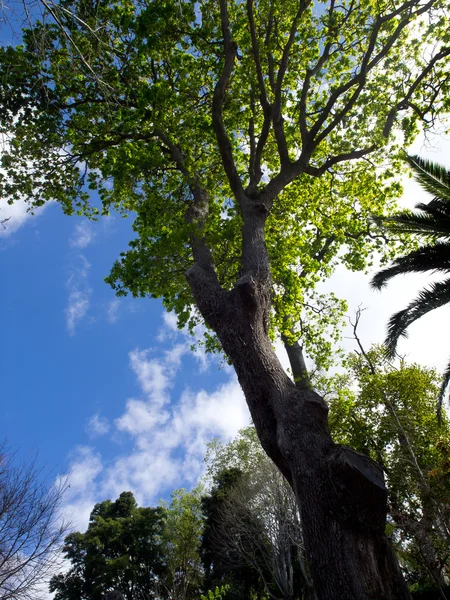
[0,444,69,600]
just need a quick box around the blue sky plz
[1,129,450,532]
[0,201,250,526]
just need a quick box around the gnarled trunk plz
[187,257,411,600]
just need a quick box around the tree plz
[1,0,450,596]
[201,468,268,600]
[160,488,204,600]
[0,443,68,600]
[371,155,450,414]
[203,429,313,600]
[208,466,311,600]
[49,492,167,600]
[323,342,450,598]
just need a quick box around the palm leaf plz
[371,243,450,289]
[375,211,450,236]
[405,154,450,204]
[385,277,450,358]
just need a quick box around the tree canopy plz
[49,492,167,600]
[1,0,448,363]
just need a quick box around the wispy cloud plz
[69,221,95,249]
[65,255,91,335]
[86,413,110,438]
[106,299,120,324]
[57,446,103,531]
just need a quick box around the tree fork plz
[187,264,410,600]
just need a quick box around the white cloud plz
[109,342,250,501]
[86,413,110,438]
[69,221,95,249]
[66,290,91,335]
[106,299,120,324]
[0,199,50,237]
[65,255,91,335]
[58,446,103,531]
[128,349,172,402]
[57,313,250,521]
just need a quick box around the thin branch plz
[383,46,450,138]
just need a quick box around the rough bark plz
[185,205,411,600]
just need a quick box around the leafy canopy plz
[1,0,449,362]
[49,492,167,600]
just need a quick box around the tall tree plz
[49,492,167,600]
[204,429,313,600]
[1,1,450,597]
[371,155,450,414]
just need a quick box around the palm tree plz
[371,154,450,415]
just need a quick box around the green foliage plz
[49,492,167,600]
[161,487,205,600]
[1,0,447,365]
[200,584,230,600]
[324,347,450,590]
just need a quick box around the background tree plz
[203,429,313,600]
[201,468,268,600]
[371,155,450,415]
[0,443,68,600]
[323,342,450,598]
[160,488,204,600]
[1,0,450,596]
[50,492,167,600]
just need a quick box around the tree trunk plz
[187,260,411,600]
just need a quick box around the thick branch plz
[213,0,245,201]
[246,0,269,110]
[273,0,311,166]
[304,146,376,176]
[282,335,311,390]
[153,130,221,289]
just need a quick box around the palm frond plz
[385,277,450,358]
[416,198,450,219]
[405,154,450,203]
[378,210,450,236]
[371,243,450,289]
